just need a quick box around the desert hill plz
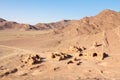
[35,20,70,30]
[0,9,120,32]
[0,20,38,30]
[0,18,70,30]
[55,9,120,35]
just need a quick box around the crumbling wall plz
[81,49,105,60]
[64,45,108,60]
[20,54,42,65]
[50,52,72,61]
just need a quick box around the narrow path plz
[0,45,33,61]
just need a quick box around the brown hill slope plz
[0,18,6,22]
[35,20,70,30]
[0,20,38,30]
[0,9,120,32]
[54,9,120,35]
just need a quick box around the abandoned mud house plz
[66,46,107,60]
[79,49,107,60]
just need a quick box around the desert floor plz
[0,30,120,80]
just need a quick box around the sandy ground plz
[0,30,120,80]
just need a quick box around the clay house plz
[80,49,107,60]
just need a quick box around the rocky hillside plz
[55,9,120,35]
[0,9,120,32]
[0,18,38,30]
